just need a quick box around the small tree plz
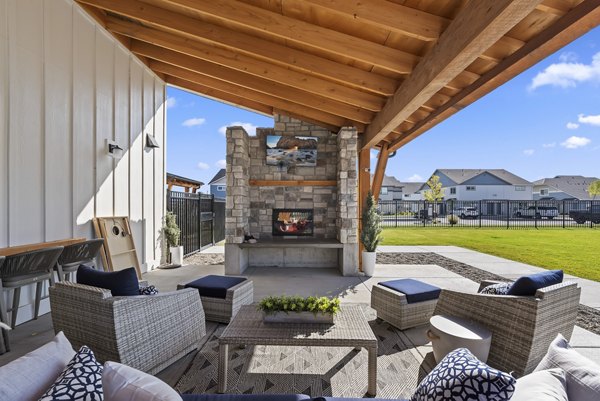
[164,211,181,248]
[588,180,600,200]
[423,175,444,202]
[361,192,382,252]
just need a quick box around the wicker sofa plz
[49,281,206,375]
[434,279,581,377]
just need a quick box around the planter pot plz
[362,251,376,276]
[263,311,334,324]
[170,246,184,267]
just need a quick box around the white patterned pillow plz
[39,346,103,401]
[411,348,516,401]
[480,282,512,295]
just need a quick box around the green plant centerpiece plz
[258,295,340,324]
[163,211,182,267]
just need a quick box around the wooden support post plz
[358,146,371,270]
[371,143,390,203]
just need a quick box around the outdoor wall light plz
[107,139,124,159]
[146,133,160,148]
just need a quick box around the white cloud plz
[529,52,600,90]
[197,162,209,170]
[182,117,206,127]
[542,142,556,148]
[566,122,579,130]
[166,96,177,109]
[406,174,423,182]
[523,149,535,156]
[578,113,600,126]
[559,51,578,63]
[216,159,227,169]
[561,136,591,149]
[218,122,258,136]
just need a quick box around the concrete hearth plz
[224,114,359,276]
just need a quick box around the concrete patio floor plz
[2,245,599,372]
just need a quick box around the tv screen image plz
[272,209,314,236]
[266,135,317,167]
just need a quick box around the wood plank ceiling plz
[77,0,600,151]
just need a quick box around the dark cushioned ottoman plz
[178,275,253,323]
[370,278,441,330]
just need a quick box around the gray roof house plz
[421,169,533,201]
[375,175,424,201]
[208,169,227,199]
[533,176,599,200]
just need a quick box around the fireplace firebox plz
[272,209,314,236]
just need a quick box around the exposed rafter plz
[361,0,543,150]
[162,0,419,74]
[388,0,600,152]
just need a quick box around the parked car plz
[451,207,479,219]
[569,205,600,224]
[514,206,559,219]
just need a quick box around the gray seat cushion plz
[184,275,247,299]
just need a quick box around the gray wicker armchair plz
[50,281,206,375]
[434,280,581,377]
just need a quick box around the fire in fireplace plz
[272,209,314,236]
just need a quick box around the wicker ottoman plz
[371,279,441,330]
[178,275,254,323]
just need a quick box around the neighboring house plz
[377,175,403,201]
[375,175,424,201]
[398,182,424,201]
[421,169,533,215]
[208,169,227,199]
[533,176,599,200]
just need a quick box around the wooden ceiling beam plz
[168,77,274,117]
[77,0,398,96]
[387,0,600,152]
[361,0,543,150]
[106,17,385,112]
[134,42,376,123]
[164,71,366,131]
[302,0,447,41]
[163,0,419,73]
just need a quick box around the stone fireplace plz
[224,114,359,276]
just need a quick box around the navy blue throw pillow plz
[507,270,563,296]
[76,264,139,296]
[411,348,515,401]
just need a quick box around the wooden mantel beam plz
[361,0,543,150]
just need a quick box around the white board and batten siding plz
[0,0,167,325]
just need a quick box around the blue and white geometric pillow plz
[480,282,512,295]
[411,348,515,401]
[39,345,104,401]
[138,284,159,295]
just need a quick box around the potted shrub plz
[258,295,340,324]
[448,214,459,226]
[361,191,382,276]
[164,211,183,267]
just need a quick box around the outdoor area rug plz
[175,306,430,398]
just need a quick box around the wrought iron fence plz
[167,191,225,255]
[377,199,600,229]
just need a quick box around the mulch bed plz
[377,252,600,336]
[184,253,225,266]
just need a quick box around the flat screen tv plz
[266,135,317,167]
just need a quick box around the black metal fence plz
[167,191,226,256]
[378,199,600,229]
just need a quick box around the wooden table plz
[0,238,86,257]
[217,305,378,396]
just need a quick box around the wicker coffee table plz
[218,305,378,396]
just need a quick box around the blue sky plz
[166,26,600,190]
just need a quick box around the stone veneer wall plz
[225,114,359,275]
[224,128,250,243]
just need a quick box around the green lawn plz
[381,228,600,282]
